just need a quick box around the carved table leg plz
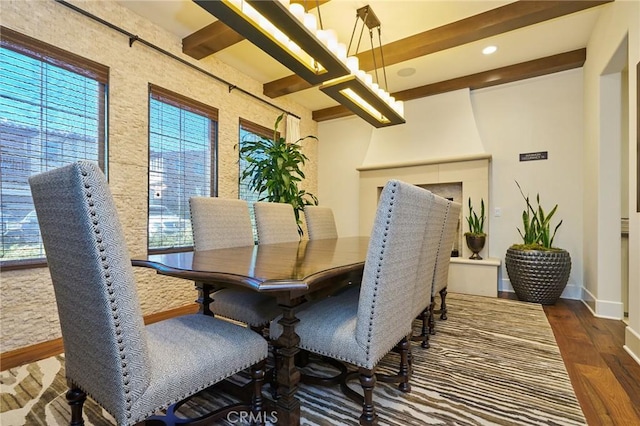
[194,281,214,316]
[274,302,301,425]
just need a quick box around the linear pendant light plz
[320,74,405,127]
[320,5,405,128]
[193,0,350,85]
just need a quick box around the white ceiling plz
[116,0,605,112]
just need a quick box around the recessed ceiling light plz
[397,67,416,77]
[482,45,498,55]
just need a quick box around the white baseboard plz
[582,286,625,319]
[624,326,640,367]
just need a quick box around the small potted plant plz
[505,181,571,304]
[238,113,318,235]
[465,197,486,259]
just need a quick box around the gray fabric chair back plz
[355,180,433,362]
[411,190,443,318]
[433,199,462,293]
[189,197,254,250]
[29,161,150,422]
[304,206,338,240]
[253,201,300,244]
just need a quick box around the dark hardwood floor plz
[499,292,640,426]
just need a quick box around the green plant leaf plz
[514,180,563,249]
[238,113,318,235]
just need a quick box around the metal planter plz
[505,247,571,305]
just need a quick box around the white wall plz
[319,69,585,299]
[362,89,486,167]
[471,70,585,299]
[582,0,640,362]
[317,116,372,236]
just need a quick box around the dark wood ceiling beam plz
[183,21,243,60]
[312,48,586,122]
[184,0,331,60]
[266,0,610,98]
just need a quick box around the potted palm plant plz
[464,197,486,259]
[238,114,318,235]
[505,181,571,304]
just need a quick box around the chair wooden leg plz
[251,360,267,425]
[358,367,378,426]
[66,386,86,426]
[420,305,431,348]
[439,287,448,320]
[398,337,411,393]
[428,297,436,335]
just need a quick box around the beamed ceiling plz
[117,0,612,122]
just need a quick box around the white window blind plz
[0,27,108,268]
[148,84,217,253]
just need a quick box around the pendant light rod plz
[321,3,405,127]
[368,28,380,87]
[377,27,389,92]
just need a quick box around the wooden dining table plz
[131,236,369,425]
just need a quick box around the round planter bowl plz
[465,234,486,260]
[505,247,571,305]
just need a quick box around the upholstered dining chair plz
[271,179,434,425]
[428,199,462,335]
[303,205,338,240]
[253,201,300,244]
[411,194,451,348]
[189,197,255,250]
[189,197,281,331]
[303,205,359,298]
[29,161,268,426]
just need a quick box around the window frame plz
[238,118,279,241]
[0,27,108,270]
[147,84,218,254]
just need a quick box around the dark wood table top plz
[132,236,369,293]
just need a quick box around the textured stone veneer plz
[0,0,317,352]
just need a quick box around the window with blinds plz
[238,118,277,241]
[0,28,108,268]
[148,85,217,253]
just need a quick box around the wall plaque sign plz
[519,151,548,162]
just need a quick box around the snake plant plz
[465,197,486,236]
[514,181,563,250]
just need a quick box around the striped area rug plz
[0,293,586,425]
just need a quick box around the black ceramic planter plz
[505,247,571,305]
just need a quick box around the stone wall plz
[0,0,317,352]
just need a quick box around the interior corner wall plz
[583,0,639,360]
[0,0,316,353]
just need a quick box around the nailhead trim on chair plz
[81,166,134,419]
[364,183,397,364]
